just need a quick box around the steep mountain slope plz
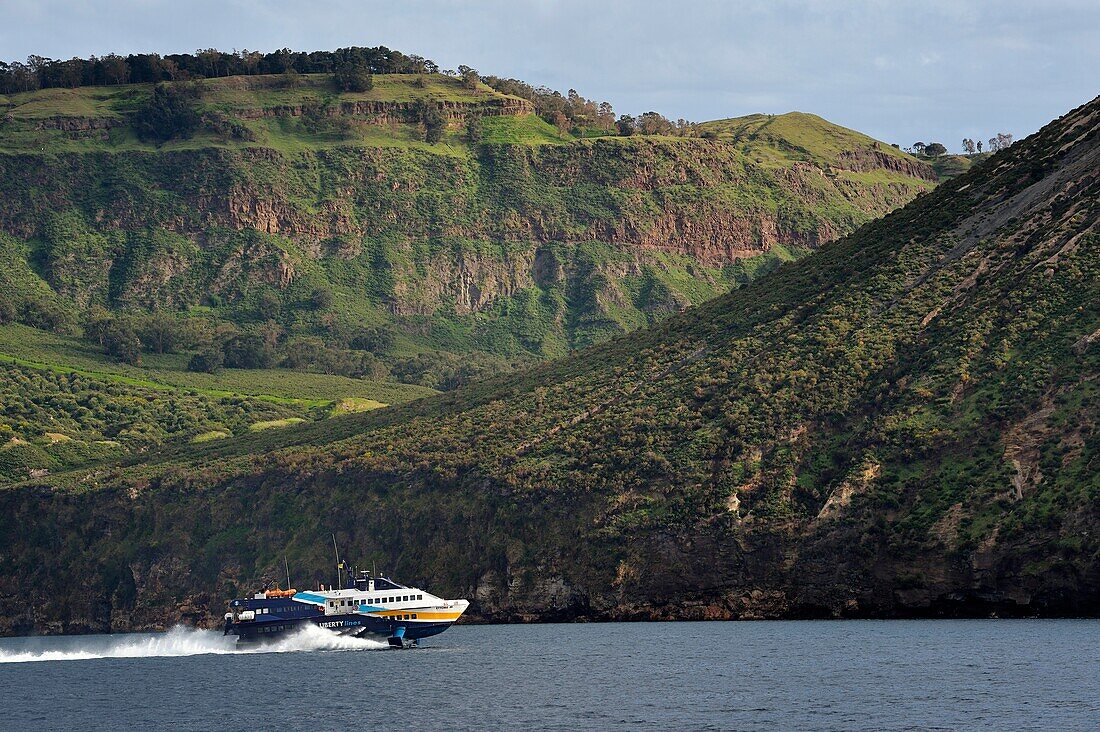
[1,93,1094,634]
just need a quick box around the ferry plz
[223,565,469,648]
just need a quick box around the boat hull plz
[227,614,456,646]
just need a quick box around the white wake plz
[0,624,387,663]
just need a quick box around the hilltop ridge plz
[0,73,537,152]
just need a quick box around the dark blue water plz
[1,620,1097,731]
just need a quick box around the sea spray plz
[0,624,386,663]
[261,623,388,653]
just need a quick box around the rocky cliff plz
[0,123,933,358]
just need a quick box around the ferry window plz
[329,602,335,608]
[417,594,422,600]
[412,614,417,619]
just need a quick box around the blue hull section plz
[227,614,453,646]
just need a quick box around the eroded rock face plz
[614,210,831,266]
[836,148,938,181]
[32,116,120,131]
[235,97,534,125]
[0,138,931,320]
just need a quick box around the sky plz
[2,0,1098,151]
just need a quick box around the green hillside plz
[0,94,1094,634]
[0,323,435,483]
[0,73,935,478]
[698,111,912,166]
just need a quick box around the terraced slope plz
[1,94,1094,635]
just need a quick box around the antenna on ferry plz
[331,533,343,589]
[284,556,292,590]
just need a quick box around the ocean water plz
[0,620,1097,731]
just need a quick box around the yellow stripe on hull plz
[368,609,464,621]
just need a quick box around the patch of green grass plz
[249,417,307,431]
[696,112,919,168]
[479,115,567,144]
[0,324,436,406]
[191,430,231,443]
[926,153,990,181]
[331,397,388,415]
[3,86,129,120]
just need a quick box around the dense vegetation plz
[0,321,435,483]
[0,46,435,93]
[0,69,933,479]
[0,94,1094,634]
[0,363,308,483]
